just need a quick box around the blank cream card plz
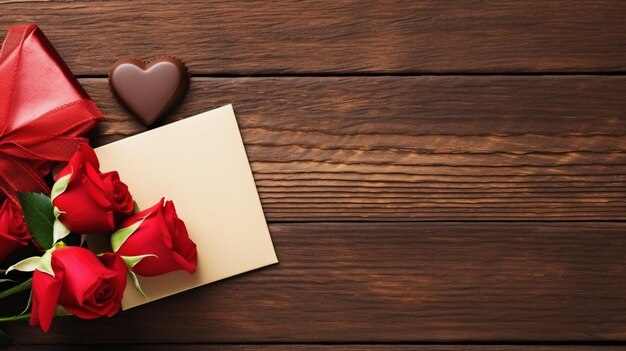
[93,104,278,309]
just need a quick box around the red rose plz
[52,144,134,233]
[30,247,127,332]
[0,199,31,262]
[100,171,134,221]
[112,198,197,277]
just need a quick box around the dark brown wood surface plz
[4,222,626,343]
[81,76,626,221]
[9,347,626,351]
[2,0,626,74]
[1,0,626,350]
[10,347,626,351]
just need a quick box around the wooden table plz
[2,1,626,350]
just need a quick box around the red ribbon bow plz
[0,24,103,203]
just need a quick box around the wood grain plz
[2,1,625,348]
[1,1,625,75]
[10,346,626,351]
[4,222,626,343]
[78,76,626,221]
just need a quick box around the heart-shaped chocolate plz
[109,57,189,126]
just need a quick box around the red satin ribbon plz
[0,24,103,203]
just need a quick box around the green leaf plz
[110,218,145,252]
[17,192,55,250]
[0,280,16,284]
[133,201,140,214]
[50,172,71,201]
[0,329,12,348]
[6,256,41,274]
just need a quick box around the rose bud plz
[100,171,134,222]
[52,144,134,234]
[111,198,197,277]
[30,247,127,332]
[0,199,31,262]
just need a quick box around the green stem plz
[0,313,29,323]
[0,278,32,300]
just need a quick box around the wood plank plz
[80,76,626,221]
[4,222,626,343]
[1,1,625,75]
[10,346,626,351]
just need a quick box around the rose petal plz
[30,270,62,332]
[53,247,117,307]
[116,199,197,277]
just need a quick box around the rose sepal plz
[50,172,72,244]
[5,242,64,277]
[50,172,71,202]
[129,271,150,301]
[110,216,148,252]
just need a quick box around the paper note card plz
[94,105,278,309]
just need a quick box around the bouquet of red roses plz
[0,144,197,333]
[0,24,197,344]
